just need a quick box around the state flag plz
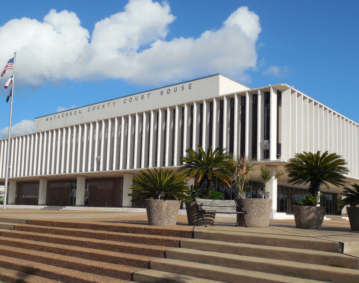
[4,75,13,89]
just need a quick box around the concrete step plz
[133,270,224,282]
[1,230,168,257]
[180,238,359,269]
[167,248,359,282]
[0,217,27,224]
[0,243,142,280]
[27,219,193,238]
[0,265,60,283]
[150,258,327,283]
[0,222,17,230]
[194,230,342,253]
[0,236,154,268]
[0,254,131,282]
[15,224,181,247]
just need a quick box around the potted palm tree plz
[342,184,359,231]
[180,145,233,226]
[285,151,348,229]
[129,168,189,226]
[234,157,274,227]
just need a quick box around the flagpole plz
[3,52,16,209]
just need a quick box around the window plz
[219,100,224,148]
[277,90,282,159]
[181,107,184,162]
[199,103,203,147]
[209,102,213,147]
[190,105,194,149]
[240,96,246,157]
[252,94,258,159]
[264,92,270,159]
[229,98,235,154]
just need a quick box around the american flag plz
[1,58,14,77]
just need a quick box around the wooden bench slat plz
[194,198,247,227]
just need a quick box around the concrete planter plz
[185,201,216,226]
[235,198,272,227]
[293,205,325,229]
[347,207,359,231]
[145,200,181,226]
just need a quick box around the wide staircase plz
[0,218,357,282]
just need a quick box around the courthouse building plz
[0,74,358,218]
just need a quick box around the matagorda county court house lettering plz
[0,74,357,218]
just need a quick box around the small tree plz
[233,156,256,199]
[259,166,284,199]
[129,168,190,201]
[180,145,233,191]
[342,184,359,207]
[285,151,348,196]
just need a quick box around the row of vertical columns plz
[2,89,359,179]
[281,89,359,178]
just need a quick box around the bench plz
[195,199,248,227]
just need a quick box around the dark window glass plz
[240,96,246,157]
[219,100,224,148]
[163,110,167,165]
[264,92,270,159]
[155,113,158,164]
[252,94,258,159]
[16,182,39,205]
[209,102,213,148]
[190,105,194,149]
[277,90,282,159]
[147,114,151,168]
[276,186,335,214]
[171,108,176,166]
[321,193,338,215]
[47,181,71,206]
[181,107,184,162]
[139,116,143,167]
[199,103,203,147]
[87,178,123,207]
[229,98,235,154]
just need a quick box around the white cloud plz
[0,0,261,86]
[263,66,289,77]
[57,105,78,112]
[0,120,34,138]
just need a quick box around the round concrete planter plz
[235,198,272,227]
[347,207,359,231]
[293,205,325,229]
[185,201,216,226]
[145,200,181,226]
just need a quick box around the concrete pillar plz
[267,166,278,217]
[123,174,133,207]
[76,176,86,206]
[8,180,16,204]
[38,179,48,205]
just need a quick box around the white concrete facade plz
[0,74,358,217]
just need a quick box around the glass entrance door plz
[69,181,76,206]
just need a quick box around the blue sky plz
[0,0,359,138]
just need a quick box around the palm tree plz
[342,184,359,207]
[129,168,189,201]
[233,155,256,199]
[259,166,284,199]
[180,145,233,190]
[285,151,348,196]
